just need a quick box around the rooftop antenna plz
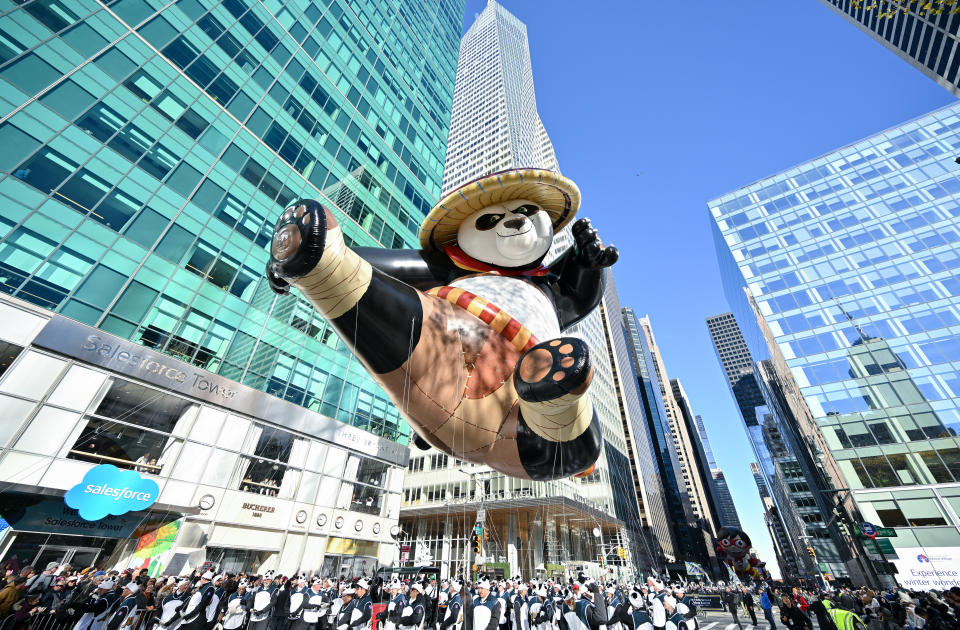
[834,299,871,342]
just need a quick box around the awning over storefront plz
[0,490,196,539]
[326,537,379,556]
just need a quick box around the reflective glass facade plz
[622,308,686,563]
[710,103,960,565]
[818,0,960,97]
[0,0,464,443]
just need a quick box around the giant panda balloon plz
[266,168,617,480]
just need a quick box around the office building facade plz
[441,0,545,194]
[817,0,960,97]
[669,379,722,536]
[751,461,800,578]
[621,309,722,574]
[0,0,464,571]
[0,296,407,576]
[710,103,960,588]
[694,414,741,529]
[707,311,854,581]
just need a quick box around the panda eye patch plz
[475,213,505,230]
[512,204,540,217]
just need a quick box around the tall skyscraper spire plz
[442,1,557,194]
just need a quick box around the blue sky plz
[461,0,956,577]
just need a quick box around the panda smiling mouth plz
[498,228,532,238]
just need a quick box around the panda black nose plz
[503,218,526,230]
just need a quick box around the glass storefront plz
[3,532,119,571]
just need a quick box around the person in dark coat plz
[723,588,743,630]
[741,588,757,626]
[809,596,838,630]
[779,596,812,630]
[270,580,291,630]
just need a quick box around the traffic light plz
[472,533,482,553]
[807,546,816,559]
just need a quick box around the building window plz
[0,341,23,378]
[238,425,298,496]
[68,379,193,473]
[430,453,448,470]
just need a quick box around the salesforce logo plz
[65,464,160,521]
[917,554,929,563]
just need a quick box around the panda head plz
[456,199,554,269]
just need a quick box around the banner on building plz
[891,547,960,590]
[132,518,184,577]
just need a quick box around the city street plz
[695,610,824,630]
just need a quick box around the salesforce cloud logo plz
[65,464,160,521]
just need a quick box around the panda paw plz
[572,218,618,268]
[514,337,592,403]
[267,199,327,289]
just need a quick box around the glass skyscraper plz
[0,0,464,444]
[711,103,960,587]
[817,0,960,97]
[706,311,847,579]
[693,413,741,530]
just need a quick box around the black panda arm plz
[545,218,618,329]
[354,248,454,290]
[544,247,606,329]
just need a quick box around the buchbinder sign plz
[65,464,160,521]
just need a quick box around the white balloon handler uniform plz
[471,581,502,630]
[221,586,252,630]
[662,597,689,630]
[644,583,666,630]
[397,584,427,630]
[510,587,529,630]
[528,590,555,630]
[180,574,221,630]
[301,581,327,630]
[153,583,192,630]
[326,595,344,630]
[610,591,653,630]
[73,580,119,630]
[248,582,278,630]
[288,578,313,630]
[378,583,407,630]
[106,584,141,630]
[438,586,463,630]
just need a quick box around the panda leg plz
[510,337,603,478]
[267,200,423,374]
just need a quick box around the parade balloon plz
[266,168,618,480]
[715,526,769,580]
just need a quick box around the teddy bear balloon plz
[266,168,617,480]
